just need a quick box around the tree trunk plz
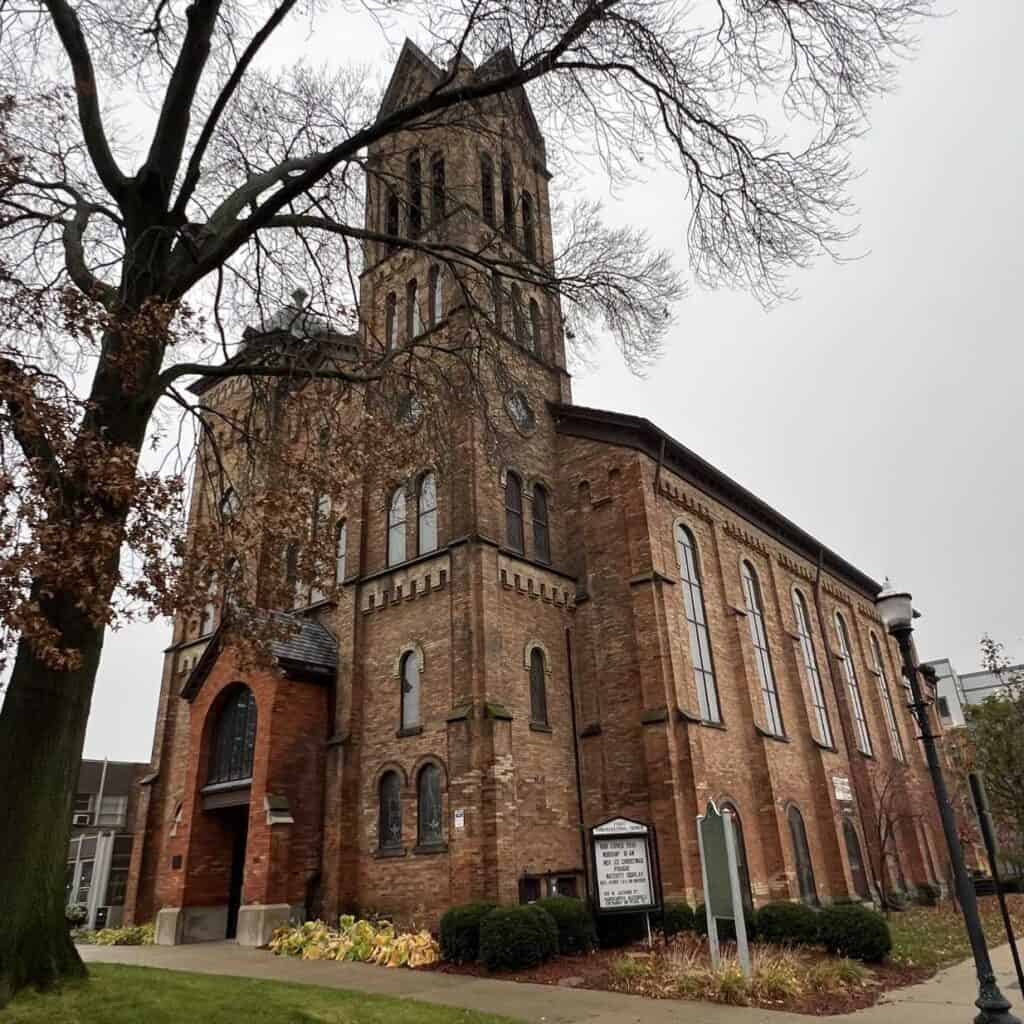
[0,603,106,1005]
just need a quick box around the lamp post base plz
[976,978,1022,1024]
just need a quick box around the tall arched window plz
[407,152,422,239]
[511,284,526,344]
[284,540,301,608]
[418,472,437,555]
[530,647,548,726]
[379,771,402,851]
[417,763,443,847]
[220,486,240,521]
[505,472,524,553]
[787,805,818,905]
[385,191,399,250]
[675,525,720,723]
[721,802,753,911]
[200,572,218,635]
[480,154,495,226]
[334,519,347,584]
[208,686,257,785]
[843,817,871,899]
[429,265,444,326]
[532,484,550,563]
[431,152,446,222]
[490,270,503,330]
[387,487,406,566]
[529,298,542,354]
[870,632,905,761]
[399,650,420,730]
[741,561,783,735]
[385,292,397,349]
[224,557,241,608]
[835,612,872,755]
[522,190,536,258]
[501,155,515,238]
[406,278,421,339]
[792,589,833,746]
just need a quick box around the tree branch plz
[62,202,118,307]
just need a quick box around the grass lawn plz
[889,894,1024,971]
[4,964,520,1024]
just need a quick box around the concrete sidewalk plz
[80,941,1022,1023]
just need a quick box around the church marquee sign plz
[589,817,662,914]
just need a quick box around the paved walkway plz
[80,941,1022,1023]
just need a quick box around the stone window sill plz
[754,724,789,743]
[375,846,407,859]
[396,725,423,738]
[412,842,448,856]
[529,721,552,733]
[700,720,727,731]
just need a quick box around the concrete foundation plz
[236,903,292,947]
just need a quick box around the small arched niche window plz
[870,632,905,762]
[385,292,397,350]
[387,486,406,566]
[511,284,526,345]
[428,265,444,326]
[224,557,241,608]
[529,298,542,355]
[407,152,422,239]
[741,560,783,736]
[787,805,818,905]
[378,770,402,851]
[418,472,437,555]
[835,612,872,755]
[385,191,399,251]
[200,572,218,635]
[522,191,536,258]
[406,278,421,339]
[529,647,548,726]
[284,540,301,609]
[792,589,832,746]
[720,802,753,912]
[220,486,240,521]
[334,519,347,585]
[480,153,495,226]
[532,483,550,563]
[675,525,719,724]
[490,270,504,331]
[843,817,871,899]
[500,154,515,239]
[208,685,257,785]
[431,152,446,222]
[399,650,420,731]
[417,763,443,847]
[505,472,524,553]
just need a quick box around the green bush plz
[479,905,558,971]
[755,901,819,947]
[693,902,757,943]
[818,903,892,963]
[535,897,596,953]
[439,902,497,962]
[93,923,155,946]
[661,901,695,937]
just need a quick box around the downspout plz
[811,549,881,900]
[565,627,590,901]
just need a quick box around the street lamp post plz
[876,580,1019,1024]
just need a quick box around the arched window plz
[835,612,872,755]
[532,483,550,563]
[431,152,446,222]
[334,519,347,584]
[792,589,832,746]
[417,763,443,847]
[406,278,421,339]
[511,284,526,344]
[843,818,871,899]
[741,561,783,736]
[787,805,818,905]
[522,190,536,258]
[284,540,301,608]
[379,771,402,851]
[505,472,524,553]
[529,298,542,355]
[675,525,720,723]
[870,632,905,761]
[501,154,515,239]
[480,153,495,225]
[208,686,257,785]
[220,486,240,520]
[385,191,399,250]
[224,557,241,608]
[429,265,444,326]
[200,572,218,635]
[385,292,397,349]
[407,152,422,239]
[721,802,754,912]
[387,487,406,566]
[530,647,548,726]
[418,472,437,555]
[400,650,420,730]
[310,494,330,604]
[490,270,506,332]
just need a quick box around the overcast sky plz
[81,4,1024,762]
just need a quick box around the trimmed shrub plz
[818,903,892,963]
[479,905,558,971]
[755,901,819,947]
[693,903,758,943]
[661,901,695,937]
[536,897,596,953]
[439,902,497,963]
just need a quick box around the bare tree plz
[0,0,929,1001]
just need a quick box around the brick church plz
[125,41,946,946]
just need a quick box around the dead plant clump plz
[609,933,876,1010]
